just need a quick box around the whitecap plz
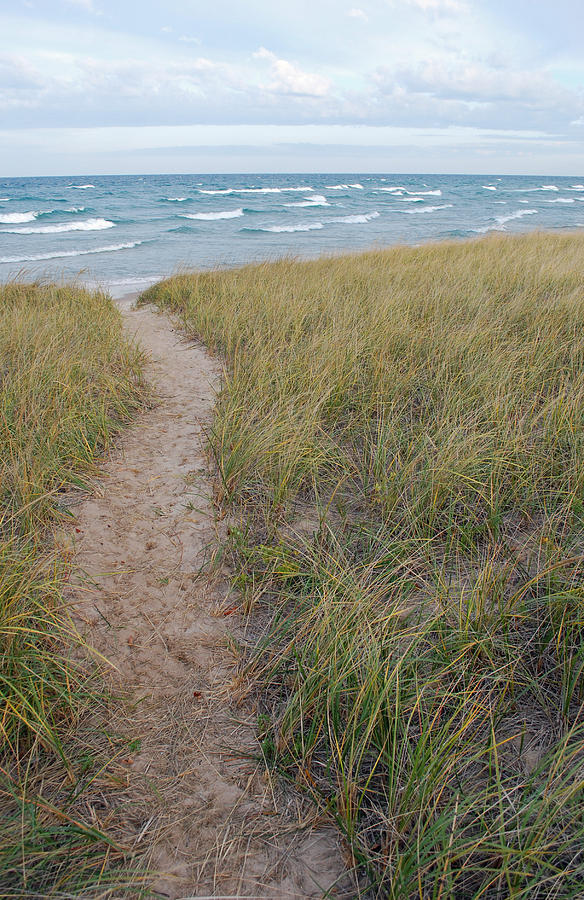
[570,185,584,191]
[200,186,313,195]
[0,241,143,264]
[404,189,442,196]
[251,211,379,233]
[180,208,244,220]
[256,222,325,233]
[331,212,380,224]
[378,186,405,193]
[511,185,559,193]
[0,218,115,234]
[0,211,37,224]
[284,195,329,207]
[400,197,425,202]
[0,198,10,202]
[69,184,95,189]
[472,208,538,233]
[396,204,453,214]
[546,198,575,203]
[482,185,497,190]
[165,197,189,202]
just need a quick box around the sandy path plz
[69,298,350,899]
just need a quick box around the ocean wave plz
[199,186,313,195]
[0,211,38,224]
[396,204,453,215]
[245,211,380,233]
[482,185,497,190]
[545,198,575,203]
[400,197,425,202]
[164,197,189,201]
[0,240,144,264]
[570,185,584,191]
[284,195,329,207]
[69,184,95,189]
[0,218,115,235]
[325,183,364,190]
[404,189,442,196]
[251,222,324,233]
[472,209,538,233]
[0,198,10,202]
[511,185,559,193]
[378,186,405,193]
[333,212,380,224]
[180,208,244,220]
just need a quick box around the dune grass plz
[143,232,584,897]
[0,282,147,896]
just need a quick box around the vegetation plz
[142,232,584,898]
[0,283,146,896]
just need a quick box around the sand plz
[67,294,350,898]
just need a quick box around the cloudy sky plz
[1,0,583,175]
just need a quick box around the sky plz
[0,0,583,175]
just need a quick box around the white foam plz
[180,208,244,220]
[400,197,424,202]
[199,186,313,195]
[166,197,188,201]
[0,211,37,224]
[69,184,95,189]
[546,198,575,203]
[482,185,497,190]
[324,184,366,190]
[284,195,329,207]
[0,217,115,234]
[0,241,143,264]
[396,204,453,215]
[404,189,442,196]
[331,212,380,224]
[511,185,559,193]
[255,211,379,233]
[570,185,584,191]
[378,186,405,193]
[0,198,10,202]
[260,222,325,233]
[472,208,538,233]
[349,183,364,189]
[496,209,538,225]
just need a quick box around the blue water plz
[1,173,583,297]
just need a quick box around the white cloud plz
[347,8,369,22]
[179,35,202,45]
[161,25,172,33]
[254,48,332,97]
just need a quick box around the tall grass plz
[143,233,584,897]
[0,282,146,896]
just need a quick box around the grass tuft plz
[143,232,584,897]
[0,282,147,896]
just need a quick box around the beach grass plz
[142,231,584,897]
[0,282,147,896]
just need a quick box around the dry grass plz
[143,232,584,898]
[0,282,147,897]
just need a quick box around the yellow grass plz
[143,232,584,897]
[0,282,147,896]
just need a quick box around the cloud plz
[254,48,332,97]
[347,8,369,22]
[179,35,202,45]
